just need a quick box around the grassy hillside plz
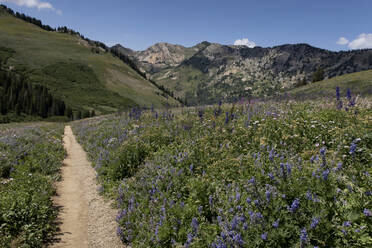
[288,70,372,100]
[0,9,177,114]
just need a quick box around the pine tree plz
[83,110,90,118]
[65,107,73,120]
[312,68,324,82]
[76,110,82,120]
[15,103,21,116]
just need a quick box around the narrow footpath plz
[51,126,123,248]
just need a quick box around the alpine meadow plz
[0,1,371,248]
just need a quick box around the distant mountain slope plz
[287,69,372,100]
[0,6,178,115]
[117,42,372,105]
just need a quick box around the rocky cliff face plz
[114,42,372,105]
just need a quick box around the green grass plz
[0,11,177,113]
[288,70,372,99]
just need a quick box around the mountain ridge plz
[115,42,372,105]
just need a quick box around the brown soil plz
[51,126,123,248]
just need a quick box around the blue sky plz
[1,0,372,51]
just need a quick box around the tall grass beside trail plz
[0,123,66,247]
[72,92,371,248]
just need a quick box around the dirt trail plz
[51,126,123,248]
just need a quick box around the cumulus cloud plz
[336,37,349,45]
[348,33,372,49]
[234,38,256,48]
[337,33,372,49]
[1,0,62,14]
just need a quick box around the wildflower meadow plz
[0,123,65,247]
[72,90,371,247]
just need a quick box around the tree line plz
[148,79,187,106]
[0,67,97,122]
[0,68,66,118]
[1,5,54,31]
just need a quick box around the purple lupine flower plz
[239,215,246,223]
[231,216,239,230]
[217,216,222,223]
[273,219,279,228]
[233,233,244,245]
[320,147,327,156]
[254,199,260,207]
[306,190,313,201]
[235,191,241,201]
[311,217,320,229]
[209,195,213,205]
[286,163,292,175]
[248,177,255,184]
[347,89,355,106]
[186,233,193,245]
[310,156,315,163]
[300,228,308,243]
[349,142,357,155]
[256,212,263,219]
[269,148,275,161]
[265,190,271,202]
[261,232,268,241]
[225,112,230,124]
[347,88,352,101]
[268,172,275,180]
[336,87,341,100]
[343,221,351,227]
[322,169,330,180]
[289,198,300,213]
[189,164,194,171]
[117,226,123,237]
[363,209,371,217]
[246,197,252,204]
[155,225,159,241]
[191,218,199,233]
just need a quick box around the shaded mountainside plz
[0,5,179,121]
[116,42,372,105]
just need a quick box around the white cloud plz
[234,38,256,48]
[348,33,372,49]
[1,0,62,14]
[337,33,372,49]
[336,37,349,45]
